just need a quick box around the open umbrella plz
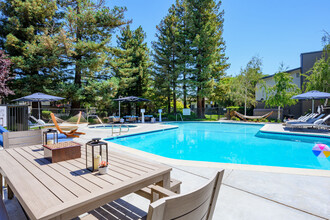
[291,90,330,113]
[114,96,151,117]
[13,92,65,119]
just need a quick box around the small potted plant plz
[98,161,109,175]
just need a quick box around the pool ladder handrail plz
[176,113,183,122]
[111,124,130,136]
[87,114,105,127]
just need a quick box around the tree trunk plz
[183,67,187,108]
[278,106,281,121]
[167,85,171,114]
[197,87,203,118]
[71,4,82,115]
[173,82,177,114]
[202,99,204,117]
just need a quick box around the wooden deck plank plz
[29,145,123,187]
[27,146,105,192]
[0,151,61,218]
[30,145,113,188]
[81,148,151,175]
[17,147,90,197]
[0,145,172,220]
[7,149,77,202]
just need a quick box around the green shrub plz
[270,119,276,123]
[42,110,52,120]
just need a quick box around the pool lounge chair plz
[29,115,54,127]
[50,113,85,138]
[286,113,318,123]
[286,114,324,125]
[287,114,330,129]
[80,170,224,220]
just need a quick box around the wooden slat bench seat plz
[135,178,181,201]
[0,197,9,220]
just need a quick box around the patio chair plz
[80,170,224,220]
[50,113,85,138]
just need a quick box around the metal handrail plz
[176,113,183,121]
[111,124,130,136]
[87,114,105,127]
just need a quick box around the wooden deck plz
[0,145,171,220]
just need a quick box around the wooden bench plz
[135,178,181,201]
[2,129,42,149]
[0,196,9,220]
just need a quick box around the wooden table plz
[0,145,171,220]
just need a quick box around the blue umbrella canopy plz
[114,96,150,102]
[291,90,330,100]
[291,90,330,113]
[13,92,65,102]
[13,92,65,119]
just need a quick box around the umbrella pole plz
[38,102,41,119]
[119,102,121,118]
[312,99,314,114]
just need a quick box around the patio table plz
[0,145,171,220]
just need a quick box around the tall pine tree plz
[186,0,229,118]
[152,4,181,113]
[0,0,63,97]
[113,25,152,114]
[59,0,129,110]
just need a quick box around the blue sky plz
[107,0,330,76]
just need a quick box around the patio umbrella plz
[291,90,330,113]
[114,96,151,117]
[13,92,65,119]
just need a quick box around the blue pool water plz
[105,122,330,170]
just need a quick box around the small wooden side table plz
[43,141,82,163]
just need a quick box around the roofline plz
[300,50,323,55]
[261,67,301,79]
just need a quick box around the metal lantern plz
[43,129,58,146]
[86,138,109,172]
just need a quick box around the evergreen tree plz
[152,4,181,113]
[0,0,63,97]
[115,25,151,98]
[59,0,129,110]
[114,25,152,114]
[186,0,229,118]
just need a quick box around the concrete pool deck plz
[1,121,330,219]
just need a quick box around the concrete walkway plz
[1,122,330,219]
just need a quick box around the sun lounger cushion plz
[0,126,9,147]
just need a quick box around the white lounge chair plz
[287,114,330,129]
[29,115,54,127]
[286,114,324,125]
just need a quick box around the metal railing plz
[111,124,130,136]
[176,113,183,121]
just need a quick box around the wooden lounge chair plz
[50,113,85,138]
[234,111,273,122]
[80,170,224,220]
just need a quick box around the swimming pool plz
[105,122,330,170]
